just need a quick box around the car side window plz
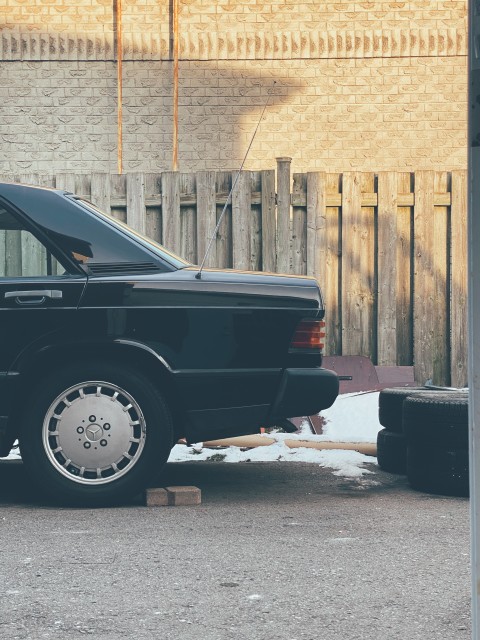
[0,207,63,277]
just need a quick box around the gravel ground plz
[0,458,471,640]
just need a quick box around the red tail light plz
[289,319,325,352]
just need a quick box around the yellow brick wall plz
[0,0,468,173]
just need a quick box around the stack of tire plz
[377,387,469,497]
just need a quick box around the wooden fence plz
[0,162,468,387]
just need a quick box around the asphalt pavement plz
[0,458,471,640]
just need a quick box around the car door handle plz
[4,289,63,304]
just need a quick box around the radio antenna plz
[195,81,276,279]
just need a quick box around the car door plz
[0,204,86,414]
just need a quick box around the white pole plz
[468,2,480,636]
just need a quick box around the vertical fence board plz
[91,173,112,214]
[180,173,197,264]
[341,172,372,355]
[162,172,181,254]
[433,171,449,385]
[250,172,262,271]
[126,173,146,234]
[261,169,276,273]
[232,171,251,270]
[144,173,162,244]
[110,174,127,223]
[216,172,232,268]
[75,174,92,201]
[276,157,291,274]
[17,175,45,275]
[377,172,398,365]
[5,231,21,277]
[292,173,307,275]
[325,174,342,354]
[362,172,376,359]
[55,173,76,194]
[451,170,468,387]
[196,171,217,268]
[396,172,413,365]
[413,171,436,384]
[306,172,326,280]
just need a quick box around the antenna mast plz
[195,81,276,279]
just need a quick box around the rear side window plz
[0,207,66,277]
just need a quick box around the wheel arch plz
[3,340,185,454]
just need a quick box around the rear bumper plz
[268,367,339,420]
[181,366,339,442]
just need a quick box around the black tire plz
[376,429,407,474]
[19,361,173,506]
[378,387,426,433]
[407,444,469,497]
[403,391,468,448]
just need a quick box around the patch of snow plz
[319,391,381,443]
[169,439,375,479]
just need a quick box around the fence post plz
[276,157,291,274]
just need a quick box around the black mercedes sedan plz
[0,182,338,505]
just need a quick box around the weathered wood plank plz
[75,174,93,207]
[161,172,181,254]
[196,171,217,268]
[21,230,45,277]
[451,170,468,387]
[5,231,21,277]
[341,172,373,356]
[179,172,197,264]
[377,172,398,365]
[324,173,342,355]
[261,169,276,273]
[215,172,232,268]
[276,157,291,274]
[292,173,307,275]
[250,172,262,271]
[91,173,112,214]
[362,172,376,358]
[396,172,413,365]
[110,174,127,223]
[144,173,162,244]
[232,171,251,270]
[306,172,326,281]
[126,173,146,234]
[413,171,436,384]
[55,173,76,193]
[432,171,449,385]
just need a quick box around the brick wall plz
[0,0,468,174]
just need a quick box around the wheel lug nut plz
[100,439,108,447]
[84,442,91,449]
[77,426,84,434]
[89,415,96,422]
[104,423,111,431]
